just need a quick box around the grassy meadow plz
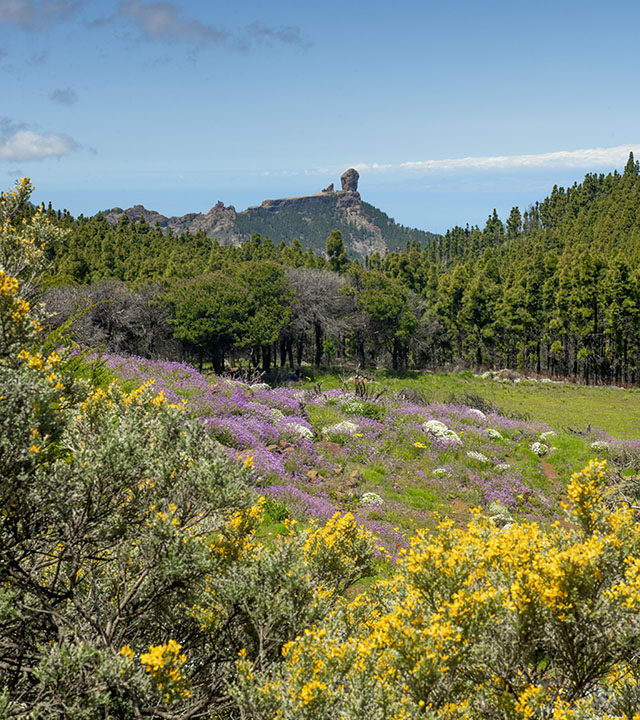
[98,355,640,554]
[308,369,640,439]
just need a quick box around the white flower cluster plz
[590,440,610,452]
[322,421,359,438]
[467,450,489,463]
[360,492,384,507]
[496,463,511,471]
[530,442,549,456]
[539,431,556,441]
[468,408,486,419]
[270,408,285,423]
[282,422,313,440]
[433,467,450,476]
[486,428,503,440]
[422,420,462,445]
[342,399,366,415]
[488,501,513,528]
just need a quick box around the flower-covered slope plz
[102,353,640,551]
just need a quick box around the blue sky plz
[2,0,639,234]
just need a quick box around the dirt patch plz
[449,497,472,526]
[540,460,559,480]
[317,439,346,457]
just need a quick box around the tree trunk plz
[296,337,304,368]
[314,321,323,367]
[262,344,271,374]
[287,339,294,369]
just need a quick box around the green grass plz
[361,465,387,484]
[307,405,344,433]
[403,487,441,511]
[305,369,640,439]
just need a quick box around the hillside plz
[102,168,438,257]
[8,177,640,720]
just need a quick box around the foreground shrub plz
[235,459,640,719]
[0,180,378,718]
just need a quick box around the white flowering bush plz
[433,467,450,476]
[321,421,359,442]
[341,398,365,415]
[342,398,386,421]
[468,408,486,419]
[422,419,462,445]
[591,440,610,453]
[322,420,359,435]
[467,450,490,463]
[281,421,313,440]
[360,492,384,507]
[487,428,503,439]
[531,441,549,456]
[540,430,556,441]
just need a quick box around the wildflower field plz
[97,352,640,554]
[6,179,640,719]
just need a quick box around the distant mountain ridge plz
[102,169,438,257]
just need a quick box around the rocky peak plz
[341,168,359,192]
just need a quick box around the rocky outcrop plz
[101,169,435,258]
[188,201,237,236]
[103,201,239,240]
[341,168,359,192]
[104,205,171,228]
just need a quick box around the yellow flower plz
[119,644,135,660]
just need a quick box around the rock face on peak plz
[104,205,171,228]
[101,169,436,258]
[341,168,359,192]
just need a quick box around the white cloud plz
[0,0,82,30]
[0,129,78,161]
[352,145,640,174]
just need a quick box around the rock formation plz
[100,168,435,259]
[341,168,359,192]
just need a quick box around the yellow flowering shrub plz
[139,640,192,702]
[8,178,640,720]
[0,179,381,719]
[235,459,640,720]
[302,511,380,593]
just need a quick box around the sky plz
[2,0,640,234]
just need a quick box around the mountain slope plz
[103,169,438,257]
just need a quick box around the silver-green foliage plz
[0,180,379,719]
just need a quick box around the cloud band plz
[352,145,640,174]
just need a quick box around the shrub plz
[0,180,379,719]
[235,459,640,719]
